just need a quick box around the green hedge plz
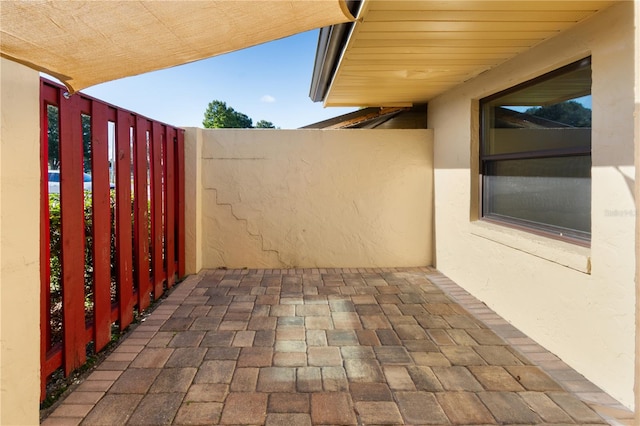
[48,192,118,345]
[48,191,152,346]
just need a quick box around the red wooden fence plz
[40,78,185,401]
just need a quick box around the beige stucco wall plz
[0,59,41,423]
[429,2,637,409]
[184,127,203,275]
[185,129,433,269]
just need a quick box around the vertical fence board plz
[135,117,151,311]
[90,102,112,352]
[176,130,186,278]
[165,129,176,286]
[59,94,87,374]
[115,110,134,330]
[150,123,164,297]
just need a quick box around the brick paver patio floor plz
[42,268,634,425]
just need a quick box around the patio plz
[41,268,632,425]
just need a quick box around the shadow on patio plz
[41,268,633,425]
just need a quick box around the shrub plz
[48,191,118,346]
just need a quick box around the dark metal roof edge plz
[300,106,412,129]
[309,1,362,103]
[300,107,380,129]
[344,111,404,129]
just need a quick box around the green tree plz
[47,106,61,169]
[202,100,253,128]
[47,105,92,172]
[525,100,591,127]
[255,120,275,129]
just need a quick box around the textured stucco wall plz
[184,127,203,274]
[0,59,41,424]
[429,2,636,409]
[187,129,433,269]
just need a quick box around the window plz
[480,57,591,244]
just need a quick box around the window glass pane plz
[483,124,590,156]
[480,58,591,241]
[483,156,591,236]
[482,59,591,157]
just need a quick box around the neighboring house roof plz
[310,1,615,107]
[495,107,573,129]
[302,104,426,129]
[0,1,354,93]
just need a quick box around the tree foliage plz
[525,100,591,127]
[202,100,276,129]
[47,105,92,171]
[255,120,275,129]
[202,100,253,128]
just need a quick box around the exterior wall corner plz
[0,58,41,424]
[184,127,203,275]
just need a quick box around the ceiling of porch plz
[321,0,615,107]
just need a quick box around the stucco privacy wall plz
[184,127,204,274]
[429,2,637,409]
[184,129,433,269]
[0,59,41,423]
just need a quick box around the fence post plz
[91,102,112,352]
[115,110,134,330]
[150,123,164,297]
[134,116,151,310]
[165,129,176,287]
[59,93,87,374]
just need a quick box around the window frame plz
[478,57,592,247]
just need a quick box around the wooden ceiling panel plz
[365,10,595,22]
[346,52,515,61]
[352,39,539,48]
[353,30,563,41]
[323,0,615,107]
[369,1,613,12]
[359,21,577,32]
[348,46,528,55]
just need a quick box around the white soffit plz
[0,0,353,93]
[324,0,614,107]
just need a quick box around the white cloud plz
[260,95,276,103]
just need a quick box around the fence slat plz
[59,93,87,374]
[115,110,134,330]
[150,122,164,297]
[135,117,151,310]
[91,102,112,352]
[165,129,176,287]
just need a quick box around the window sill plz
[470,220,591,274]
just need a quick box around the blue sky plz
[63,30,357,129]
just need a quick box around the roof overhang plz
[311,0,615,107]
[1,0,354,94]
[301,106,409,128]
